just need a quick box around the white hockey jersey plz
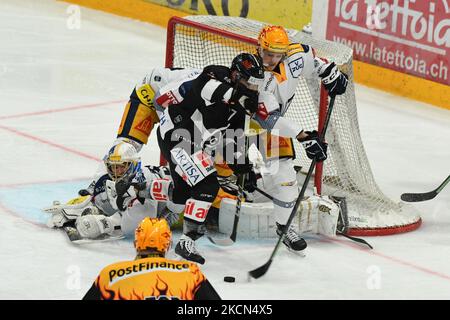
[137,67,202,97]
[254,43,330,139]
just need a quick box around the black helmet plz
[230,53,265,87]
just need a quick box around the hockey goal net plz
[165,15,422,236]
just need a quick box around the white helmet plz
[104,142,141,182]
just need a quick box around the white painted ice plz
[1,0,449,300]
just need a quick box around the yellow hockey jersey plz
[83,256,220,300]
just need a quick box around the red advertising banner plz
[327,0,449,86]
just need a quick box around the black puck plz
[223,276,235,283]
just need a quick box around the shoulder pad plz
[202,65,232,84]
[134,84,155,107]
[287,43,310,57]
[93,174,110,196]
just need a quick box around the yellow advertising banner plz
[145,0,312,30]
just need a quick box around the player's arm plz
[131,166,173,203]
[298,43,348,97]
[153,70,202,110]
[252,92,303,139]
[199,65,259,113]
[198,66,234,107]
[253,92,327,162]
[194,279,222,300]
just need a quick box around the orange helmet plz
[134,217,172,254]
[258,25,289,54]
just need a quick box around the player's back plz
[83,256,213,300]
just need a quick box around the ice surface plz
[1,0,449,299]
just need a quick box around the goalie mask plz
[104,142,141,182]
[230,53,265,91]
[134,217,172,255]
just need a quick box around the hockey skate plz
[175,234,205,265]
[276,222,307,253]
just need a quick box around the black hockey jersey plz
[158,65,248,157]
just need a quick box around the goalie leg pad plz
[297,195,340,236]
[75,214,116,239]
[44,195,92,228]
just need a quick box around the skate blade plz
[286,247,306,257]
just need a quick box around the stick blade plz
[400,191,437,202]
[248,260,272,280]
[207,235,235,246]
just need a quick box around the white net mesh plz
[167,15,421,236]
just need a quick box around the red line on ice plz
[0,200,46,229]
[323,235,450,282]
[0,176,92,189]
[0,99,125,120]
[0,124,101,162]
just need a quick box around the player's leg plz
[259,157,307,251]
[175,174,220,264]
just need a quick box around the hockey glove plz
[229,163,258,192]
[233,83,259,114]
[319,62,348,97]
[298,130,328,162]
[115,179,138,211]
[229,162,253,175]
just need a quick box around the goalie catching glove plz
[298,130,328,162]
[319,62,348,97]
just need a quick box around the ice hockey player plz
[83,217,221,300]
[78,67,201,197]
[216,25,349,251]
[156,52,264,264]
[46,142,178,241]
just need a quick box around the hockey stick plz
[336,231,373,249]
[400,175,450,202]
[254,187,295,209]
[248,96,336,280]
